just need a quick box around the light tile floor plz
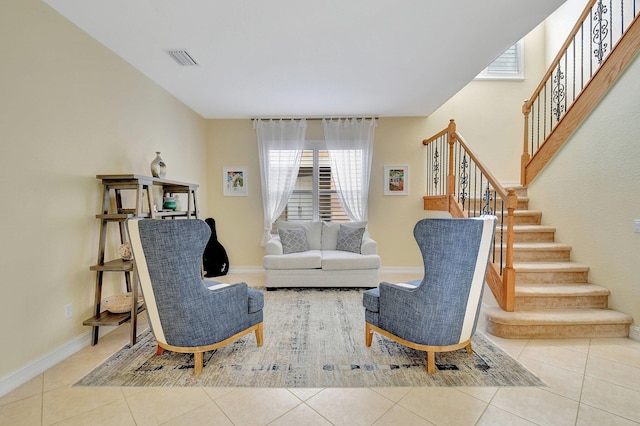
[2,273,640,425]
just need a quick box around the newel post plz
[502,189,518,312]
[447,119,456,197]
[521,101,531,186]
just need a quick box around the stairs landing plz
[483,186,633,339]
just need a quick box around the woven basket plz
[103,292,143,314]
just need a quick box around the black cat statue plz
[203,218,229,277]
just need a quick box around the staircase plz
[483,186,633,339]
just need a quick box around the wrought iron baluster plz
[458,153,469,210]
[432,145,440,191]
[552,62,566,122]
[482,181,494,215]
[593,0,610,64]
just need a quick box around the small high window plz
[476,40,524,80]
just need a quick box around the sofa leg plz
[365,323,373,347]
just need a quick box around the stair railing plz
[522,0,640,184]
[424,120,518,311]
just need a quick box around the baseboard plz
[228,266,265,274]
[629,325,640,342]
[0,331,91,398]
[229,266,424,275]
[379,266,423,275]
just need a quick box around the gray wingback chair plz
[126,218,264,374]
[363,216,496,374]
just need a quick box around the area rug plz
[75,288,545,388]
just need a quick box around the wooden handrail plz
[422,128,448,146]
[522,0,640,185]
[523,0,598,113]
[455,133,509,201]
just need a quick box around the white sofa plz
[263,220,381,289]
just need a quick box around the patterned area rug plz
[75,288,545,388]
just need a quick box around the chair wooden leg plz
[426,351,435,374]
[156,345,164,356]
[255,322,264,347]
[365,323,373,347]
[193,352,203,374]
[465,342,473,355]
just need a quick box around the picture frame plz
[384,165,409,195]
[223,166,247,196]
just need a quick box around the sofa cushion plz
[321,250,381,271]
[321,221,367,250]
[336,224,365,253]
[263,250,322,270]
[278,228,309,254]
[277,220,322,250]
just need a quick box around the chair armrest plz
[379,281,422,317]
[265,236,283,255]
[361,235,378,255]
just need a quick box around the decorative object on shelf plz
[150,152,166,178]
[223,166,248,196]
[118,242,133,260]
[384,165,409,195]
[162,196,177,211]
[103,292,143,314]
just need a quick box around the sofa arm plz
[265,236,284,255]
[361,236,378,255]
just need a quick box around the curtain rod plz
[252,117,378,121]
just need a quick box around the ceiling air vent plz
[166,50,198,66]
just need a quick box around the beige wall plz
[0,0,208,377]
[206,118,431,269]
[527,54,640,328]
[425,23,548,183]
[3,0,638,389]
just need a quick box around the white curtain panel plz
[255,119,307,245]
[322,118,376,222]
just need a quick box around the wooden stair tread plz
[513,209,542,216]
[511,242,572,250]
[508,225,555,231]
[484,307,633,325]
[515,283,610,296]
[514,262,589,272]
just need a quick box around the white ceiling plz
[44,0,565,119]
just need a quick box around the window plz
[476,40,524,80]
[276,141,349,225]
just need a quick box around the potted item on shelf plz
[163,196,177,211]
[118,242,133,260]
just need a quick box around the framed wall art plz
[223,166,247,196]
[384,165,409,195]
